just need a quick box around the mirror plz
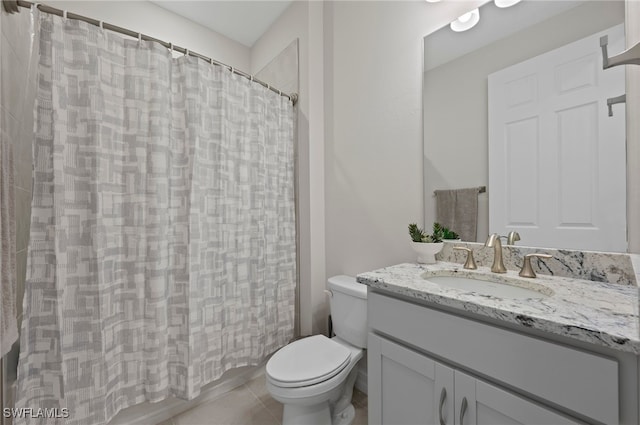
[423,0,626,251]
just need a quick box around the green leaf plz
[408,223,426,242]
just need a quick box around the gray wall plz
[255,39,299,97]
[423,1,625,242]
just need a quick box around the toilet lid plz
[266,335,351,388]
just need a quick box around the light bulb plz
[458,12,473,23]
[494,0,522,8]
[450,8,480,32]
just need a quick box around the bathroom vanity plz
[359,253,640,425]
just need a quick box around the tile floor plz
[159,375,368,425]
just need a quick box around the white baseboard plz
[109,365,265,425]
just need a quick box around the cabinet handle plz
[438,387,447,425]
[460,397,468,424]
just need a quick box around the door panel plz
[505,117,539,226]
[368,333,454,425]
[475,380,585,425]
[476,405,521,425]
[455,369,585,425]
[380,354,434,424]
[556,102,598,227]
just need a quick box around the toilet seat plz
[267,335,351,388]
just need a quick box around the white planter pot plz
[410,242,444,264]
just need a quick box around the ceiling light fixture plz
[494,0,522,8]
[450,8,480,32]
[425,0,442,3]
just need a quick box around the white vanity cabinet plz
[369,333,584,425]
[367,291,627,425]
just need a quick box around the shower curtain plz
[16,12,296,425]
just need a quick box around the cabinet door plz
[368,333,454,425]
[454,371,586,425]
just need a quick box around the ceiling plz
[150,1,293,47]
[424,0,585,71]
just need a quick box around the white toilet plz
[266,275,367,425]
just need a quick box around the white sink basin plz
[425,275,551,299]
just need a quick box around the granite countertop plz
[357,262,640,354]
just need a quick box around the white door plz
[368,333,454,425]
[488,24,626,251]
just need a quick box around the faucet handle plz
[507,231,520,245]
[454,246,477,270]
[519,253,552,278]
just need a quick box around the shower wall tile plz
[14,188,31,252]
[0,6,14,40]
[14,158,30,192]
[15,250,26,320]
[0,39,26,114]
[0,103,20,142]
[2,8,35,255]
[2,7,36,416]
[18,104,33,168]
[0,106,18,152]
[1,8,31,66]
[13,110,32,191]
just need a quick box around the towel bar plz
[433,186,486,196]
[600,35,640,69]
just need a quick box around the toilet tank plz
[328,275,368,348]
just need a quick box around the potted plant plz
[408,223,460,264]
[434,222,460,242]
[408,223,443,264]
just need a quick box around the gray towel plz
[435,187,480,242]
[0,133,19,357]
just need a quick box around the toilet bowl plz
[266,276,367,425]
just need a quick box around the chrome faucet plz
[485,233,507,273]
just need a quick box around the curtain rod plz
[3,0,298,106]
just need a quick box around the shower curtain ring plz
[99,21,103,29]
[137,32,142,43]
[32,3,40,10]
[230,67,234,74]
[62,10,67,19]
[209,57,213,64]
[169,42,174,53]
[184,48,189,57]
